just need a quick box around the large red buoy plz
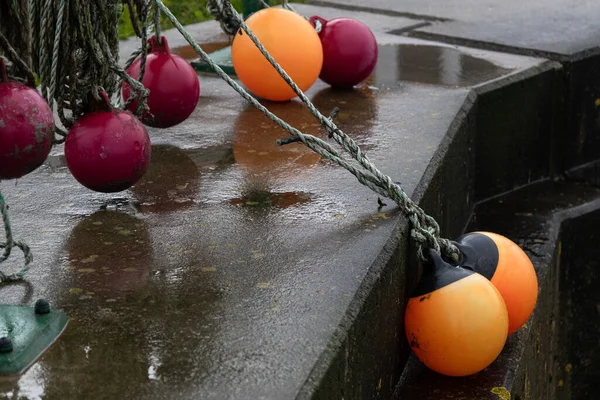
[454,231,538,335]
[309,16,378,88]
[123,35,200,128]
[64,92,151,193]
[405,250,508,376]
[0,59,55,179]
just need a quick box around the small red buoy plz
[0,59,55,179]
[405,250,508,377]
[309,16,378,88]
[123,35,200,128]
[65,92,151,193]
[454,232,538,335]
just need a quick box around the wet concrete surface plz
[0,5,557,399]
[374,43,513,87]
[0,72,474,399]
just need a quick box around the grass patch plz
[119,0,304,40]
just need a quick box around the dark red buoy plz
[65,92,151,193]
[309,16,378,88]
[0,59,54,179]
[123,35,200,129]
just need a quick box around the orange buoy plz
[405,250,508,377]
[231,8,323,102]
[455,232,538,335]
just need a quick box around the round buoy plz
[123,35,200,128]
[309,16,378,88]
[454,231,538,335]
[65,92,151,193]
[232,8,323,102]
[0,59,55,179]
[405,250,508,377]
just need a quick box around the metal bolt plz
[0,337,13,353]
[34,299,51,315]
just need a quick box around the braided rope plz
[206,0,239,35]
[0,191,33,283]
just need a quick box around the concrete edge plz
[406,30,600,63]
[305,1,451,22]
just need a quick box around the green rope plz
[25,0,151,130]
[0,191,33,283]
[158,0,459,262]
[48,0,66,103]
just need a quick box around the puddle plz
[311,86,378,143]
[233,101,322,181]
[63,210,152,294]
[131,144,200,213]
[230,190,312,209]
[171,41,231,61]
[372,44,513,88]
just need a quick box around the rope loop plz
[0,191,33,283]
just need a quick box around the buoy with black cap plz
[404,249,509,377]
[453,232,538,335]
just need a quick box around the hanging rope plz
[160,0,460,262]
[0,191,33,283]
[0,0,153,143]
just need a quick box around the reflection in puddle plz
[230,190,312,209]
[64,210,152,295]
[233,100,322,180]
[372,44,513,87]
[10,363,45,400]
[130,144,200,213]
[311,85,378,144]
[171,41,231,61]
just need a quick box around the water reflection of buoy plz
[65,210,152,295]
[232,101,321,180]
[130,144,200,213]
[311,86,377,140]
